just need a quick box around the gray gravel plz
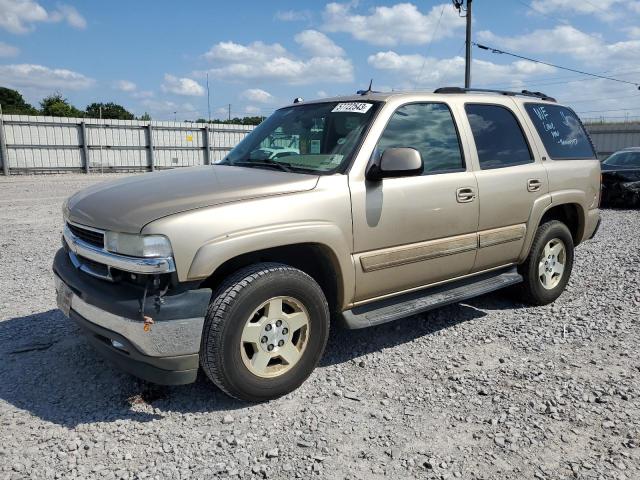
[1,173,639,480]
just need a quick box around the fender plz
[518,190,587,262]
[186,221,355,308]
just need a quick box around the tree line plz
[0,86,149,120]
[1,86,265,125]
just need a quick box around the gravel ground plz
[0,173,639,480]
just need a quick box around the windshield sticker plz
[332,102,373,114]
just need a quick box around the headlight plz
[104,232,173,258]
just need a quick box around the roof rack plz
[434,87,556,102]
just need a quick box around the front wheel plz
[516,220,574,306]
[200,263,330,402]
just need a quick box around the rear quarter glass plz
[524,103,596,160]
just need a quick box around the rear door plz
[461,101,550,272]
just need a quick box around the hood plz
[65,166,319,233]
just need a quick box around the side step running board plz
[341,267,522,329]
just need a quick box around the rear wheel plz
[200,263,330,402]
[516,220,574,305]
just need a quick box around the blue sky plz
[1,0,639,120]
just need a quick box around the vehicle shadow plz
[0,309,241,427]
[321,301,489,367]
[0,299,496,427]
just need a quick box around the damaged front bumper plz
[52,249,211,385]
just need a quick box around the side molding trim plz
[358,224,527,273]
[479,224,526,249]
[359,233,477,272]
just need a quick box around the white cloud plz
[368,51,555,88]
[294,30,345,57]
[114,79,136,92]
[244,105,262,115]
[0,41,19,57]
[141,98,176,112]
[627,26,640,38]
[477,26,640,66]
[275,9,312,22]
[51,4,86,29]
[201,40,353,84]
[322,2,465,46]
[0,0,87,34]
[204,41,287,63]
[528,0,640,21]
[0,63,94,90]
[161,74,205,96]
[139,99,201,119]
[132,90,153,99]
[241,88,273,103]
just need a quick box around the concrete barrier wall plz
[0,114,254,174]
[585,123,640,159]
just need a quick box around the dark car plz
[600,148,640,208]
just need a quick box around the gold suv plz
[53,88,601,401]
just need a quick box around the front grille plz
[67,223,104,248]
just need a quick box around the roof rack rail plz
[434,87,556,102]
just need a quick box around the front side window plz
[375,103,464,174]
[525,103,596,160]
[465,104,533,169]
[219,101,379,174]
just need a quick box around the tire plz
[515,220,574,306]
[200,263,330,402]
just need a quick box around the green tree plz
[0,87,38,115]
[86,102,134,120]
[137,112,152,121]
[40,93,84,117]
[210,116,264,125]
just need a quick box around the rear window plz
[525,103,596,160]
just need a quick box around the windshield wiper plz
[232,159,293,172]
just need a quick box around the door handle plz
[527,179,542,192]
[456,187,476,203]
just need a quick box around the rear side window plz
[376,103,464,174]
[465,104,533,169]
[525,103,596,160]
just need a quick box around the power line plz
[474,42,640,89]
[513,0,569,25]
[483,66,640,89]
[576,106,640,114]
[414,4,446,86]
[481,69,640,91]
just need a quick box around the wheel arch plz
[519,195,586,262]
[197,242,347,315]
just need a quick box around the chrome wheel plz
[538,238,566,290]
[240,296,310,378]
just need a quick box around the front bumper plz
[53,248,211,385]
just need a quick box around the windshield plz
[603,151,640,168]
[218,101,379,174]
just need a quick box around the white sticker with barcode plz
[332,102,373,114]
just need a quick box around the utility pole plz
[206,72,211,123]
[453,0,473,88]
[464,0,472,88]
[228,104,231,122]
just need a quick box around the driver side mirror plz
[366,147,424,181]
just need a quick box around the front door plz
[462,101,550,272]
[350,102,479,302]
